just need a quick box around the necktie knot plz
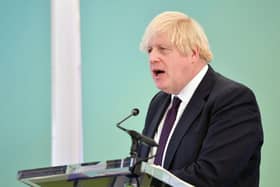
[171,96,181,111]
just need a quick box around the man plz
[138,11,263,187]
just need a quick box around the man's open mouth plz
[153,69,165,76]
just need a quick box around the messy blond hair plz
[140,11,213,62]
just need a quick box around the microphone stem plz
[116,114,133,127]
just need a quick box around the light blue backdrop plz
[0,0,279,186]
[0,0,50,186]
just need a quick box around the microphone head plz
[131,108,140,116]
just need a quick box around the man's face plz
[147,32,197,94]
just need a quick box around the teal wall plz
[0,0,279,186]
[0,0,50,186]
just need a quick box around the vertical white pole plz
[51,0,83,166]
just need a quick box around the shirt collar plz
[172,64,208,103]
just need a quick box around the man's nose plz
[149,49,160,64]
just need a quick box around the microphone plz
[116,108,158,147]
[116,108,139,129]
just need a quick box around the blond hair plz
[140,11,213,62]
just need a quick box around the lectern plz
[17,157,194,187]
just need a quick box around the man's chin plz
[156,85,172,94]
[156,85,179,95]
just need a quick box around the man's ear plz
[191,47,200,62]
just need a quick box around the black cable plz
[73,179,79,187]
[136,176,140,187]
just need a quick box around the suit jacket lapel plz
[146,94,171,139]
[139,93,170,158]
[164,66,216,168]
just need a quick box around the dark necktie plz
[154,96,182,166]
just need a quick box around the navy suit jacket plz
[139,66,263,187]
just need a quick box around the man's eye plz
[159,46,171,53]
[147,48,152,54]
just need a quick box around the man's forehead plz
[148,32,172,46]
